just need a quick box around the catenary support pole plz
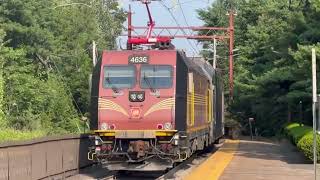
[228,10,235,100]
[92,41,97,66]
[312,47,317,180]
[127,5,133,50]
[213,37,217,69]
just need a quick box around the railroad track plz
[158,145,218,180]
[94,144,220,180]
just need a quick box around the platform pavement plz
[185,137,320,180]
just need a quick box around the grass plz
[0,129,46,143]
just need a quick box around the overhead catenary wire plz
[52,2,92,9]
[55,0,121,50]
[51,59,85,132]
[160,1,199,55]
[160,1,201,56]
[177,0,191,33]
[103,1,124,50]
[177,0,203,57]
[167,0,212,10]
[175,0,224,61]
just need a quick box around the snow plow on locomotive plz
[88,50,224,171]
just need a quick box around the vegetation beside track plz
[0,1,125,139]
[200,0,320,136]
[1,0,320,141]
[0,129,46,143]
[285,123,320,162]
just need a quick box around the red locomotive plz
[87,0,225,171]
[88,50,224,170]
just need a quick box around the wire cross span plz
[125,0,236,99]
[125,26,230,40]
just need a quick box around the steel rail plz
[158,145,218,180]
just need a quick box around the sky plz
[118,0,216,56]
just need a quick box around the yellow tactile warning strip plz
[184,140,240,180]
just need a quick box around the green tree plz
[0,30,5,127]
[0,0,125,134]
[199,0,320,135]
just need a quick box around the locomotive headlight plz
[129,91,145,102]
[100,122,108,130]
[137,93,144,101]
[130,93,137,101]
[164,122,172,130]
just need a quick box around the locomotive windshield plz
[140,65,173,89]
[103,66,135,89]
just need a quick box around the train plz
[88,49,225,171]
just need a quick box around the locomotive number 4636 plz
[128,55,149,64]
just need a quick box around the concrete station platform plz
[185,137,317,180]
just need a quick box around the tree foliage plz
[0,0,125,134]
[199,0,320,136]
[0,30,5,126]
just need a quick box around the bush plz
[285,123,312,144]
[297,133,320,161]
[285,123,320,162]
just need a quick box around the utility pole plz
[312,47,317,180]
[213,37,217,69]
[92,41,97,66]
[228,10,235,100]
